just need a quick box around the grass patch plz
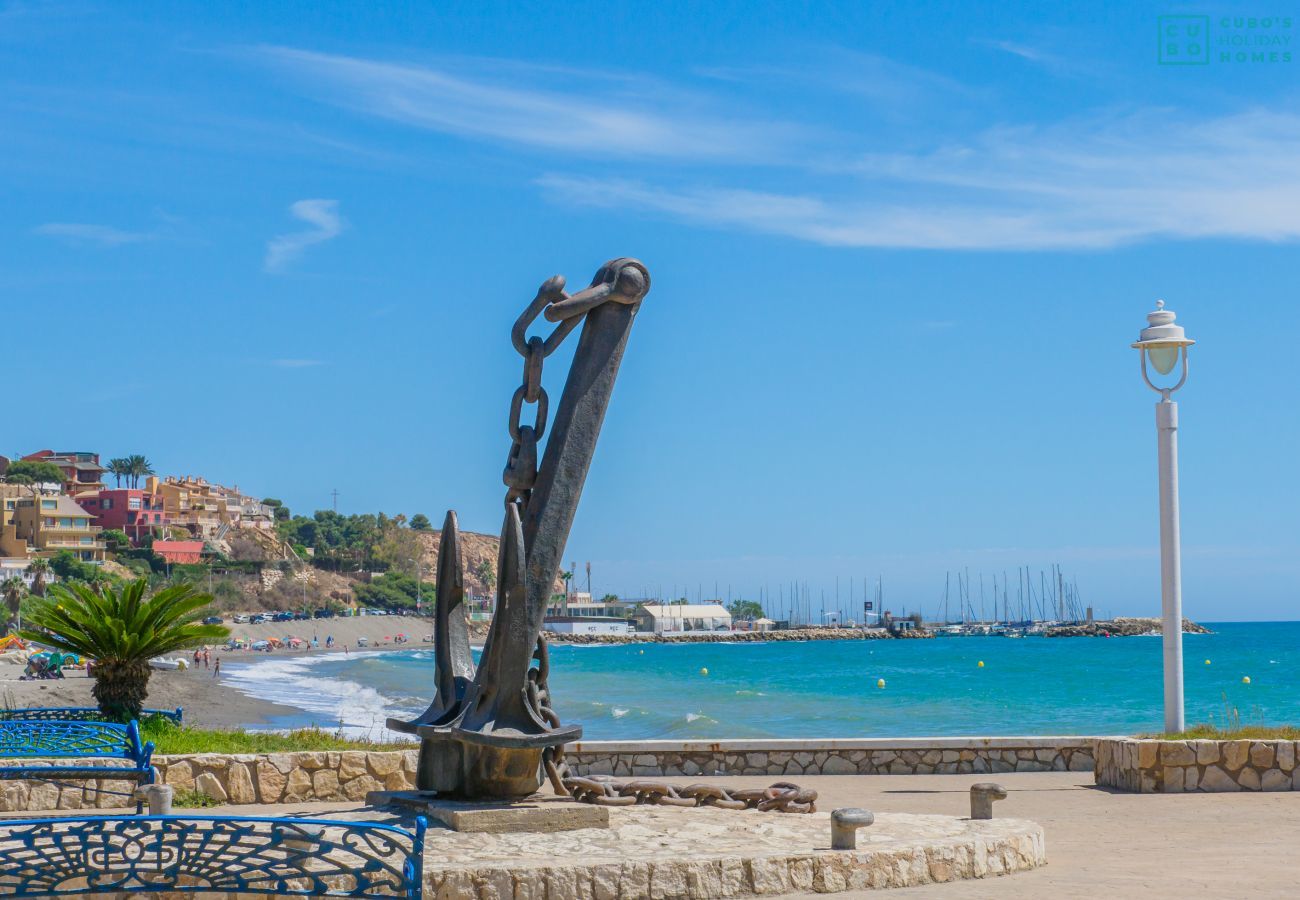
[172,787,224,808]
[1146,725,1300,741]
[141,718,415,755]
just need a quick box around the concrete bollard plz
[830,807,875,849]
[970,782,1007,820]
[135,784,174,815]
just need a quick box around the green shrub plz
[172,787,223,808]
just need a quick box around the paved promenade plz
[79,770,1292,897]
[779,771,1294,898]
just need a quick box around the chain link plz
[561,777,818,813]
[503,279,575,516]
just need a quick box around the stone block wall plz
[1095,738,1300,792]
[0,750,419,812]
[0,739,1101,812]
[564,738,1097,779]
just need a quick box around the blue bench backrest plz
[0,720,152,769]
[0,706,182,724]
[0,814,427,898]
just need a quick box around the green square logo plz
[1159,15,1210,64]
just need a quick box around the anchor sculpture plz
[388,258,650,799]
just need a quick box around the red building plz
[152,540,205,565]
[78,489,169,544]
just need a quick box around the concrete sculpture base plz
[368,789,609,833]
[415,807,1046,896]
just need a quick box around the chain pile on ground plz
[561,776,818,813]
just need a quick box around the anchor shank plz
[522,296,640,638]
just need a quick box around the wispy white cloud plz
[251,46,804,163]
[264,198,345,273]
[976,38,1058,65]
[540,108,1300,250]
[33,222,152,246]
[696,47,978,108]
[251,46,1300,251]
[269,358,324,368]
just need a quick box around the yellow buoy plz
[977,660,985,668]
[638,650,644,655]
[876,678,886,689]
[1242,676,1251,684]
[1205,659,1211,665]
[699,667,709,676]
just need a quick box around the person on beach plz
[203,649,211,669]
[213,658,221,679]
[193,649,202,668]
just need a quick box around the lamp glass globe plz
[1147,344,1179,375]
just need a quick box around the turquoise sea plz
[223,623,1298,739]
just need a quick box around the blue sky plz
[3,1,1297,619]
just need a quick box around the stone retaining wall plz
[1095,737,1300,792]
[564,738,1097,778]
[0,739,1098,811]
[0,750,419,812]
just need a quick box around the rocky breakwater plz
[1044,617,1210,638]
[549,627,933,646]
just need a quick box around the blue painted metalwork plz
[0,720,155,811]
[0,706,183,724]
[0,719,152,764]
[0,814,427,898]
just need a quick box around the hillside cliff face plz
[412,527,566,597]
[222,523,562,603]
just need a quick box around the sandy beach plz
[0,613,444,730]
[0,665,298,730]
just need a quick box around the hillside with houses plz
[0,448,514,617]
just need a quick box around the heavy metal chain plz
[499,262,648,803]
[562,776,818,814]
[502,260,648,516]
[501,276,572,516]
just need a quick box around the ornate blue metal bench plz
[0,706,183,724]
[0,814,427,898]
[0,719,155,811]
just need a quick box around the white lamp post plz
[1132,300,1195,734]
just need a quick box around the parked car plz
[273,611,294,622]
[202,615,224,625]
[250,613,269,624]
[293,611,310,620]
[313,608,335,619]
[232,614,250,624]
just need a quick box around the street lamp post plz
[1132,300,1195,734]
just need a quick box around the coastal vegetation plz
[1153,725,1300,741]
[105,454,155,488]
[140,718,413,755]
[0,459,66,485]
[19,579,228,721]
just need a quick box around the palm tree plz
[20,579,229,721]
[124,455,155,489]
[2,577,26,633]
[27,558,50,598]
[107,458,131,488]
